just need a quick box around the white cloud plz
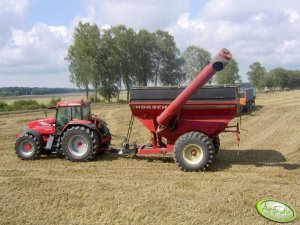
[1,0,300,86]
[166,0,300,80]
[0,0,30,16]
[80,0,188,30]
[0,23,73,87]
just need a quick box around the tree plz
[267,68,289,90]
[133,30,156,86]
[110,25,137,100]
[215,58,240,84]
[66,22,100,100]
[247,62,266,90]
[182,46,211,82]
[96,29,120,102]
[152,30,183,86]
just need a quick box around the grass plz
[0,90,299,224]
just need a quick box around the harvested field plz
[0,90,299,225]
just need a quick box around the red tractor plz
[15,100,111,162]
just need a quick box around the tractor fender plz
[23,127,43,145]
[61,122,98,134]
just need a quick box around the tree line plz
[0,87,82,97]
[66,22,299,102]
[66,22,241,102]
[247,62,300,90]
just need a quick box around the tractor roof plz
[56,99,90,107]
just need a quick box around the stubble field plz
[0,90,299,225]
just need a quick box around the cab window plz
[56,107,71,127]
[72,106,82,120]
[82,105,91,120]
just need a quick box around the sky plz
[0,0,300,88]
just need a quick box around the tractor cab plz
[55,100,92,133]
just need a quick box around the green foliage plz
[66,22,100,100]
[48,97,62,107]
[0,87,81,97]
[0,102,11,111]
[152,30,184,86]
[246,61,300,90]
[66,22,185,102]
[265,68,300,90]
[66,22,300,102]
[0,98,65,112]
[247,62,266,90]
[215,58,240,84]
[134,29,156,86]
[11,100,44,111]
[182,46,211,82]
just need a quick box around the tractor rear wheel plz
[62,126,99,162]
[213,135,220,154]
[15,134,41,160]
[173,132,215,172]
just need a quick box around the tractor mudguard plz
[23,127,43,145]
[61,122,98,134]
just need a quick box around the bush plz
[48,97,62,107]
[0,102,11,112]
[117,99,129,104]
[11,100,43,111]
[90,96,103,103]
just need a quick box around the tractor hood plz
[25,118,55,135]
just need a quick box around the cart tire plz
[174,131,215,172]
[213,136,221,154]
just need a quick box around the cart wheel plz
[213,135,221,154]
[174,132,215,172]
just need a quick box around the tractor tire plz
[213,135,221,154]
[61,126,99,162]
[173,132,215,172]
[15,134,41,160]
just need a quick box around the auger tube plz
[156,48,232,131]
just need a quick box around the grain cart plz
[127,48,240,171]
[15,100,111,161]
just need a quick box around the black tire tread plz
[15,134,41,160]
[61,126,98,162]
[173,131,215,172]
[213,135,221,154]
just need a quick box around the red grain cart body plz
[128,49,240,171]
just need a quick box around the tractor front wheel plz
[15,135,41,160]
[62,126,99,162]
[174,132,215,172]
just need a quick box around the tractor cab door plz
[56,107,72,134]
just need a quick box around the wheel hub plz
[182,144,204,164]
[191,149,198,156]
[19,140,35,156]
[68,135,88,157]
[24,144,32,151]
